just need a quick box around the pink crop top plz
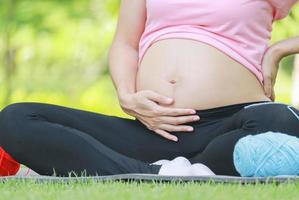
[138,0,298,84]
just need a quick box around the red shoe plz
[0,147,20,176]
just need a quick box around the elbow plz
[108,41,139,64]
[108,42,116,63]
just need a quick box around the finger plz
[144,90,174,105]
[136,117,151,130]
[263,78,272,98]
[154,129,178,142]
[271,88,276,101]
[159,124,194,132]
[159,115,200,125]
[154,106,197,116]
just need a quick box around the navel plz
[169,79,177,84]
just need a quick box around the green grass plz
[0,180,299,200]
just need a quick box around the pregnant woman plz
[1,0,299,177]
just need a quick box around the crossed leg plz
[0,102,182,176]
[190,102,299,176]
[1,101,298,176]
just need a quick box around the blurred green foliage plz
[0,0,298,117]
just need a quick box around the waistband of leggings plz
[194,100,271,119]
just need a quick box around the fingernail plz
[188,127,193,131]
[193,116,200,120]
[173,137,178,142]
[190,110,196,114]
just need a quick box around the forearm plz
[270,36,299,62]
[108,42,138,100]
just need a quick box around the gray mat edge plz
[1,174,299,184]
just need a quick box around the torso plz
[136,39,271,110]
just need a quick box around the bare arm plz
[262,36,299,100]
[107,0,199,142]
[270,36,299,62]
[108,0,146,100]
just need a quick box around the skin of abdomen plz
[136,39,270,110]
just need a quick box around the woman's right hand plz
[118,90,200,142]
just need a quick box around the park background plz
[1,0,299,118]
[1,1,299,200]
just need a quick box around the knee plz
[241,103,299,132]
[267,104,299,124]
[246,103,288,119]
[0,103,31,146]
[0,102,30,123]
[255,103,299,132]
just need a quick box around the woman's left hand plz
[261,45,282,101]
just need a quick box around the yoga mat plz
[1,168,298,184]
[1,174,299,184]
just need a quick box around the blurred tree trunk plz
[292,54,299,108]
[3,0,17,105]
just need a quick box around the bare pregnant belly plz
[136,39,271,110]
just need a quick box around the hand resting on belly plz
[130,39,270,141]
[118,90,200,142]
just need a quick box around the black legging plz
[0,101,299,176]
